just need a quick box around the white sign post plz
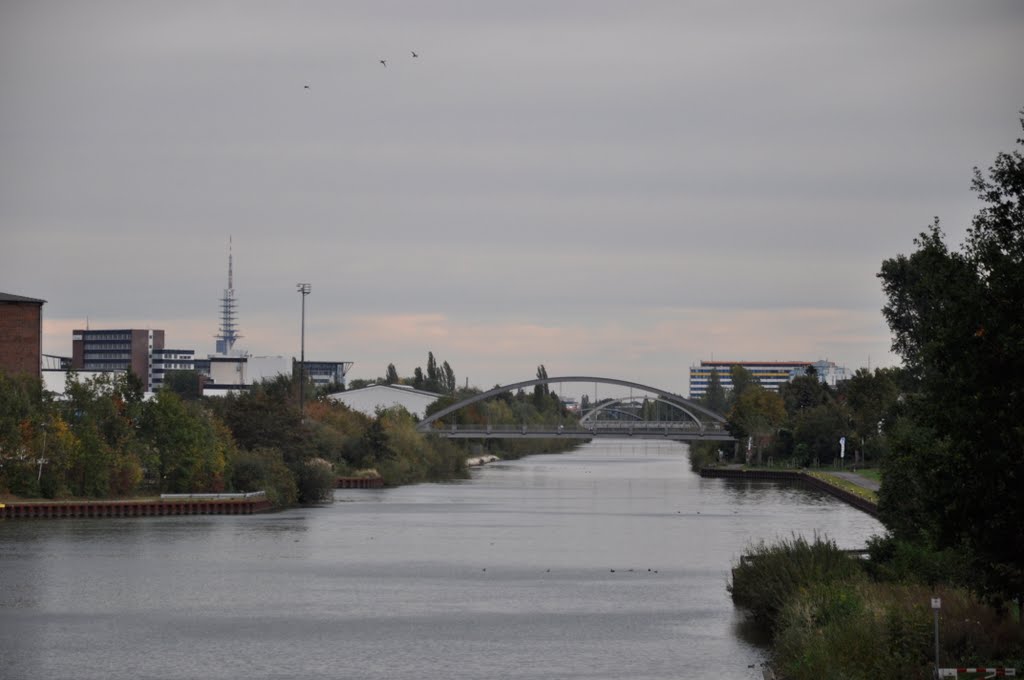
[839,436,846,468]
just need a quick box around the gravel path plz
[831,471,881,492]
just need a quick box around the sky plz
[2,1,1022,396]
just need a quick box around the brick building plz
[72,328,165,391]
[0,292,46,378]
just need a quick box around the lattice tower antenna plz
[216,237,241,354]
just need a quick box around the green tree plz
[60,373,143,497]
[0,372,46,495]
[877,114,1024,609]
[385,363,400,385]
[211,376,309,467]
[728,365,759,406]
[533,364,550,410]
[728,386,786,464]
[230,446,297,507]
[141,390,228,493]
[791,402,849,466]
[163,370,203,400]
[426,352,440,392]
[441,361,456,395]
[779,368,832,415]
[702,368,728,413]
[839,367,900,464]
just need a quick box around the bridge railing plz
[433,422,730,435]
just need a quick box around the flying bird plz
[303,84,310,90]
[380,59,387,67]
[411,51,418,58]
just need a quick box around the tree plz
[728,386,786,464]
[533,365,550,409]
[385,363,400,385]
[441,361,456,395]
[791,402,849,466]
[728,365,759,406]
[839,367,900,464]
[877,114,1024,609]
[163,370,203,400]
[426,352,440,392]
[0,372,46,495]
[141,390,228,493]
[702,368,728,413]
[779,369,832,415]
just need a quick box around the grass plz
[853,467,881,482]
[806,470,879,504]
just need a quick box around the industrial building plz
[72,328,165,391]
[299,360,354,390]
[688,359,849,399]
[0,292,46,378]
[328,383,442,419]
[150,348,196,390]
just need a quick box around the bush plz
[864,534,972,589]
[729,533,866,632]
[229,447,297,508]
[296,457,335,503]
[772,582,1024,680]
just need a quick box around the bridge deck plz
[428,424,734,442]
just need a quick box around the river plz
[0,440,880,680]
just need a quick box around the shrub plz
[729,533,865,632]
[771,582,1024,680]
[296,457,335,503]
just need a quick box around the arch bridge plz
[416,376,734,442]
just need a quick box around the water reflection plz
[1,441,880,680]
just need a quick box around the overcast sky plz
[2,1,1022,395]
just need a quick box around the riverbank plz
[699,466,879,516]
[0,493,272,519]
[466,454,500,466]
[731,535,1024,679]
[1,441,876,679]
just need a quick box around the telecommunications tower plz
[215,237,242,355]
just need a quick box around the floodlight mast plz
[297,283,311,418]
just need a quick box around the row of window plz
[151,364,193,372]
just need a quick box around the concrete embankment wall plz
[699,468,878,517]
[336,477,384,489]
[1,498,273,519]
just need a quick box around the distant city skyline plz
[3,1,1022,394]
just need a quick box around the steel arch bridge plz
[415,375,735,442]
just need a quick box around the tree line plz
[691,363,903,469]
[712,114,1024,627]
[0,369,467,507]
[0,356,582,505]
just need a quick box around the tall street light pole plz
[297,283,311,419]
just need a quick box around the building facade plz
[327,383,442,419]
[72,329,165,391]
[298,360,354,390]
[150,348,196,390]
[688,359,848,399]
[0,292,46,378]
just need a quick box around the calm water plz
[0,441,880,680]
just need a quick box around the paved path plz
[831,471,880,492]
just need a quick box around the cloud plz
[5,1,1020,395]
